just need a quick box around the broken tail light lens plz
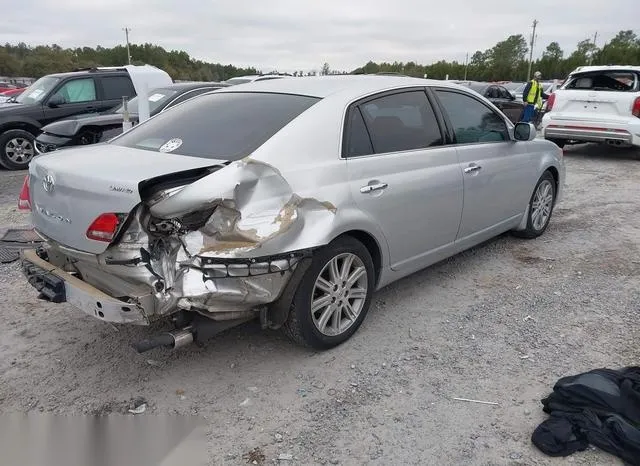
[18,175,31,211]
[632,97,640,118]
[86,213,123,242]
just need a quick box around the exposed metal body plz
[22,76,565,336]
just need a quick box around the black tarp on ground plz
[532,367,640,465]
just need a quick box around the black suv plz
[0,68,138,170]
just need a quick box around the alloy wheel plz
[311,253,368,336]
[5,137,35,164]
[531,179,554,231]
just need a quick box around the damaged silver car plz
[19,76,565,352]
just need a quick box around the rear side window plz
[565,71,639,92]
[111,92,319,160]
[101,76,136,100]
[344,108,374,157]
[357,91,442,154]
[435,90,508,144]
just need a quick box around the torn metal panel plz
[148,158,338,259]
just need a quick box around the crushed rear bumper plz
[21,248,151,324]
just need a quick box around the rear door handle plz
[464,165,482,174]
[360,182,388,193]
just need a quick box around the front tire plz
[513,171,557,239]
[0,129,36,170]
[283,236,375,350]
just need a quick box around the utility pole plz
[588,31,598,65]
[123,27,132,65]
[464,52,469,81]
[526,19,538,81]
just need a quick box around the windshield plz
[468,84,487,94]
[114,88,179,116]
[226,78,253,85]
[503,82,523,91]
[111,92,320,160]
[16,76,61,104]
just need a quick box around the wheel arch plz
[335,229,383,288]
[0,117,42,137]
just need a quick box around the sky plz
[3,0,637,72]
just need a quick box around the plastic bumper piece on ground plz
[20,249,150,325]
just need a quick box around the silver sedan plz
[20,75,565,351]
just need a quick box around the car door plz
[42,77,100,125]
[98,75,136,111]
[344,89,463,273]
[496,85,524,123]
[432,87,534,243]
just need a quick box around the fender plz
[0,115,42,134]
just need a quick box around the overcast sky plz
[4,0,637,72]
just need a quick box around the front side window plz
[435,90,509,144]
[51,78,97,103]
[111,92,320,160]
[357,91,442,154]
[101,76,135,100]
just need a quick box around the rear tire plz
[282,236,375,350]
[513,171,557,239]
[0,129,36,170]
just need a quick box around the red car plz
[0,87,25,98]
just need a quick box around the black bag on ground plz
[532,367,640,465]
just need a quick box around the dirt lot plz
[1,145,639,465]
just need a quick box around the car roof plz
[570,65,640,74]
[160,81,228,91]
[215,75,466,99]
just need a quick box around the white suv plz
[541,65,640,149]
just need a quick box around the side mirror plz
[514,122,537,141]
[47,95,65,108]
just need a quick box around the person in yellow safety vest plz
[520,71,549,123]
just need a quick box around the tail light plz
[18,175,31,211]
[632,97,640,118]
[546,93,556,112]
[86,213,122,242]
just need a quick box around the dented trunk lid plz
[29,144,225,254]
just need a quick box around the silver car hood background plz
[29,145,225,254]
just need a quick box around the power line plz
[122,27,132,65]
[526,19,538,81]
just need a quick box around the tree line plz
[352,30,640,81]
[1,29,639,83]
[0,43,259,81]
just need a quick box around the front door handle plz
[360,182,388,193]
[464,165,482,174]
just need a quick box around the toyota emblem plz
[42,174,55,193]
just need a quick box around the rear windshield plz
[110,92,320,160]
[565,71,639,92]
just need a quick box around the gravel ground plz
[1,145,639,465]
